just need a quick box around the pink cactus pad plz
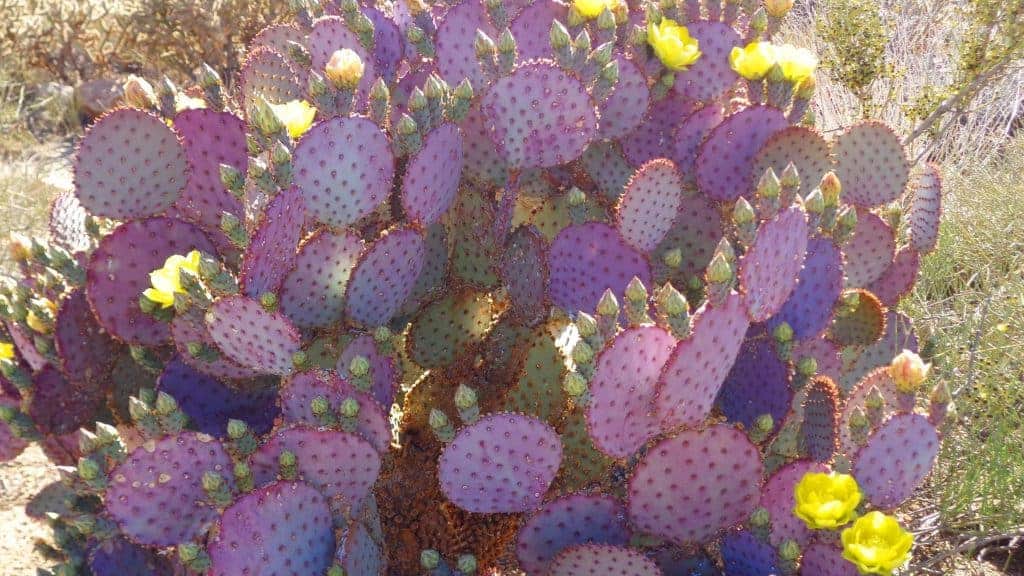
[843,209,895,288]
[278,371,391,453]
[28,365,103,436]
[205,295,302,376]
[460,100,509,186]
[622,93,697,168]
[760,460,829,546]
[720,530,782,576]
[673,21,741,101]
[740,205,808,322]
[307,16,376,97]
[599,56,651,139]
[802,377,840,463]
[793,336,842,380]
[769,237,844,340]
[717,336,793,433]
[6,321,46,372]
[106,432,234,546]
[250,23,306,59]
[335,521,384,575]
[157,359,278,437]
[365,7,404,81]
[548,544,662,576]
[74,108,187,219]
[840,311,917,391]
[500,226,549,326]
[345,227,426,327]
[510,0,568,61]
[516,494,631,575]
[628,424,763,545]
[800,540,860,576]
[868,246,920,306]
[401,122,464,226]
[436,0,497,90]
[840,368,902,455]
[250,425,382,509]
[237,46,303,108]
[671,104,725,190]
[49,191,90,253]
[240,186,306,298]
[907,163,942,254]
[833,121,910,207]
[208,481,335,576]
[293,116,394,228]
[587,326,676,459]
[439,412,562,513]
[695,105,789,201]
[853,413,939,509]
[547,222,651,316]
[655,292,750,430]
[170,310,262,381]
[616,159,685,253]
[86,217,215,345]
[651,192,723,284]
[54,288,118,386]
[336,334,398,407]
[482,61,599,168]
[751,126,832,196]
[279,229,364,328]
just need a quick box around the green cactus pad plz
[502,325,568,422]
[581,141,635,200]
[907,163,942,254]
[500,226,549,326]
[238,46,304,108]
[827,289,886,347]
[671,104,725,190]
[840,311,918,391]
[48,191,90,253]
[802,376,841,463]
[481,61,599,168]
[695,105,789,201]
[407,289,495,368]
[345,227,426,327]
[205,295,302,375]
[279,229,364,328]
[447,187,502,287]
[74,108,188,219]
[0,395,28,462]
[402,122,464,226]
[401,222,449,316]
[739,205,809,322]
[616,159,685,253]
[293,116,395,228]
[548,544,662,576]
[556,410,614,491]
[628,424,763,545]
[751,126,832,196]
[843,209,896,289]
[760,460,830,547]
[868,246,920,306]
[833,121,910,207]
[853,413,939,509]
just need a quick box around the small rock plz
[74,79,124,120]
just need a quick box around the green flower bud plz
[396,114,418,135]
[409,87,428,112]
[429,408,450,431]
[199,63,222,89]
[572,341,594,365]
[457,554,478,574]
[780,162,800,189]
[202,471,225,493]
[339,397,360,418]
[597,7,616,30]
[655,284,688,317]
[349,355,370,377]
[178,543,202,563]
[820,172,842,205]
[662,248,683,269]
[550,20,571,49]
[567,186,587,207]
[733,197,756,225]
[421,549,441,569]
[803,187,825,214]
[498,28,517,54]
[455,78,474,100]
[773,322,794,343]
[750,506,770,528]
[227,419,249,440]
[750,6,768,33]
[563,372,588,398]
[625,276,648,305]
[755,413,774,433]
[596,289,619,317]
[474,29,496,58]
[77,457,101,481]
[779,539,800,561]
[279,450,297,469]
[576,312,598,338]
[706,253,733,284]
[797,356,818,376]
[311,396,331,417]
[259,292,278,312]
[454,384,478,410]
[292,350,308,369]
[757,167,781,199]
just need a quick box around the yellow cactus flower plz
[729,41,777,80]
[0,342,14,361]
[325,49,365,90]
[793,471,862,530]
[773,44,818,83]
[647,19,702,71]
[889,349,930,394]
[574,0,615,19]
[143,250,203,309]
[841,511,914,575]
[175,94,208,113]
[269,100,317,140]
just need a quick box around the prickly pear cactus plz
[0,0,949,574]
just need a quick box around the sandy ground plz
[0,446,60,575]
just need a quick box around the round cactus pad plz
[106,432,234,546]
[170,310,262,381]
[238,46,303,107]
[548,222,651,315]
[54,288,118,386]
[839,368,901,454]
[435,0,498,90]
[674,21,741,101]
[307,16,376,98]
[240,186,306,297]
[652,549,722,576]
[345,227,426,327]
[833,121,910,207]
[768,236,843,340]
[87,217,215,345]
[695,105,789,201]
[74,108,187,219]
[853,413,939,509]
[481,61,599,168]
[49,191,90,253]
[402,222,449,316]
[502,326,567,422]
[251,23,306,59]
[500,226,549,325]
[208,481,335,576]
[516,494,631,575]
[843,210,895,288]
[509,0,567,60]
[170,109,246,247]
[408,289,495,368]
[447,187,501,288]
[293,116,395,228]
[548,544,663,576]
[402,122,464,226]
[717,337,792,433]
[599,56,651,139]
[655,292,750,430]
[157,359,278,436]
[279,229,364,328]
[336,334,398,407]
[751,126,832,196]
[760,460,829,546]
[460,100,509,186]
[793,336,842,381]
[587,326,676,459]
[205,295,302,376]
[840,311,917,391]
[29,363,103,437]
[621,93,696,168]
[801,541,860,576]
[802,376,840,463]
[335,521,384,576]
[439,413,562,513]
[671,104,725,189]
[828,289,886,347]
[740,205,809,322]
[628,425,763,545]
[581,141,634,200]
[250,426,382,510]
[719,530,782,576]
[278,371,390,453]
[651,193,723,284]
[869,246,920,306]
[908,164,942,254]
[89,537,175,576]
[365,7,404,81]
[616,159,685,253]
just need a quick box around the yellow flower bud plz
[793,471,862,530]
[765,0,795,18]
[123,75,158,109]
[729,41,776,80]
[325,48,365,90]
[889,349,930,393]
[8,233,31,262]
[841,511,913,575]
[268,100,317,140]
[573,0,615,20]
[0,342,13,361]
[647,19,702,71]
[143,250,203,309]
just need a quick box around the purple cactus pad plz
[460,100,509,186]
[87,217,215,345]
[833,121,910,207]
[435,0,498,90]
[205,295,302,376]
[843,209,895,288]
[54,288,118,386]
[106,432,234,546]
[908,164,942,254]
[768,236,843,340]
[345,227,426,327]
[237,46,304,108]
[800,541,860,576]
[439,412,562,513]
[307,16,377,98]
[240,186,305,297]
[803,377,840,463]
[719,530,782,576]
[587,326,676,459]
[673,21,741,101]
[6,322,46,372]
[628,424,763,545]
[751,126,832,196]
[793,336,842,381]
[740,205,809,322]
[170,310,262,381]
[29,364,103,436]
[616,159,685,253]
[868,246,920,306]
[336,521,384,575]
[401,122,464,226]
[717,336,793,433]
[279,229,363,328]
[622,93,697,168]
[547,222,651,316]
[655,292,750,430]
[671,104,725,190]
[279,371,391,452]
[760,460,829,546]
[695,105,789,201]
[481,61,599,168]
[581,141,634,200]
[74,108,187,219]
[157,359,278,436]
[208,481,335,576]
[652,549,722,576]
[365,7,404,81]
[853,413,939,509]
[48,191,90,253]
[401,222,449,316]
[516,493,631,575]
[88,536,175,576]
[509,0,567,61]
[336,334,398,407]
[500,226,549,326]
[651,193,723,284]
[548,544,663,576]
[599,56,651,139]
